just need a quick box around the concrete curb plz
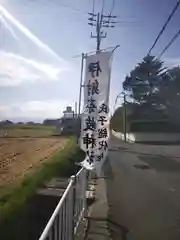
[112,129,180,144]
[112,130,135,143]
[84,178,111,240]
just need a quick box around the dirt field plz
[0,126,67,196]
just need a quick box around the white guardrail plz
[39,168,87,240]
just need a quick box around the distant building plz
[43,119,60,126]
[44,106,79,135]
[57,106,79,135]
[63,106,75,119]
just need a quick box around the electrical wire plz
[115,25,141,28]
[110,0,115,16]
[158,28,180,58]
[72,45,119,58]
[92,0,95,15]
[101,0,105,16]
[103,0,116,28]
[100,0,105,31]
[148,0,180,55]
[50,1,88,14]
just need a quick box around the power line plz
[88,0,117,52]
[101,0,105,16]
[100,0,105,33]
[47,1,88,14]
[158,28,180,58]
[72,45,120,58]
[88,12,117,51]
[115,24,141,28]
[148,0,180,55]
[106,0,115,26]
[110,0,115,16]
[92,0,95,15]
[30,0,89,14]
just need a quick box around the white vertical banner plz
[80,51,112,175]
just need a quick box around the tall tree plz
[121,56,180,129]
[123,55,166,105]
[158,66,180,125]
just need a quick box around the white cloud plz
[0,99,75,121]
[0,14,19,40]
[0,5,66,64]
[164,57,180,68]
[0,5,72,86]
[0,51,69,86]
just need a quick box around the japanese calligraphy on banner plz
[80,51,112,175]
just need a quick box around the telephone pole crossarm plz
[88,9,117,52]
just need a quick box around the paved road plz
[104,136,180,240]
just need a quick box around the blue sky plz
[0,0,180,122]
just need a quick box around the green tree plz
[158,66,180,125]
[110,102,135,131]
[123,55,166,105]
[119,56,180,131]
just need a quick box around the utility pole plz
[88,12,117,52]
[123,94,127,142]
[75,101,77,117]
[77,53,86,143]
[114,92,127,142]
[76,4,118,144]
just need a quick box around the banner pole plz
[78,53,85,116]
[77,53,85,143]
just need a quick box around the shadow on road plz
[102,158,129,239]
[103,137,180,240]
[102,157,114,180]
[109,143,180,173]
[109,146,128,152]
[138,154,180,172]
[107,218,129,240]
[137,141,180,146]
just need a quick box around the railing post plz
[39,169,86,240]
[71,175,76,240]
[85,169,88,211]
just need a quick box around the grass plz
[3,124,56,131]
[0,137,85,229]
[0,124,56,137]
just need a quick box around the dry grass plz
[0,137,67,197]
[0,124,69,198]
[0,137,84,232]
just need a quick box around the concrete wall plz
[112,130,180,143]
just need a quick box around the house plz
[58,106,79,135]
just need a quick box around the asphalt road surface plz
[104,136,180,240]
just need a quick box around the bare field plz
[0,126,67,196]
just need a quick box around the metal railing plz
[39,168,87,240]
